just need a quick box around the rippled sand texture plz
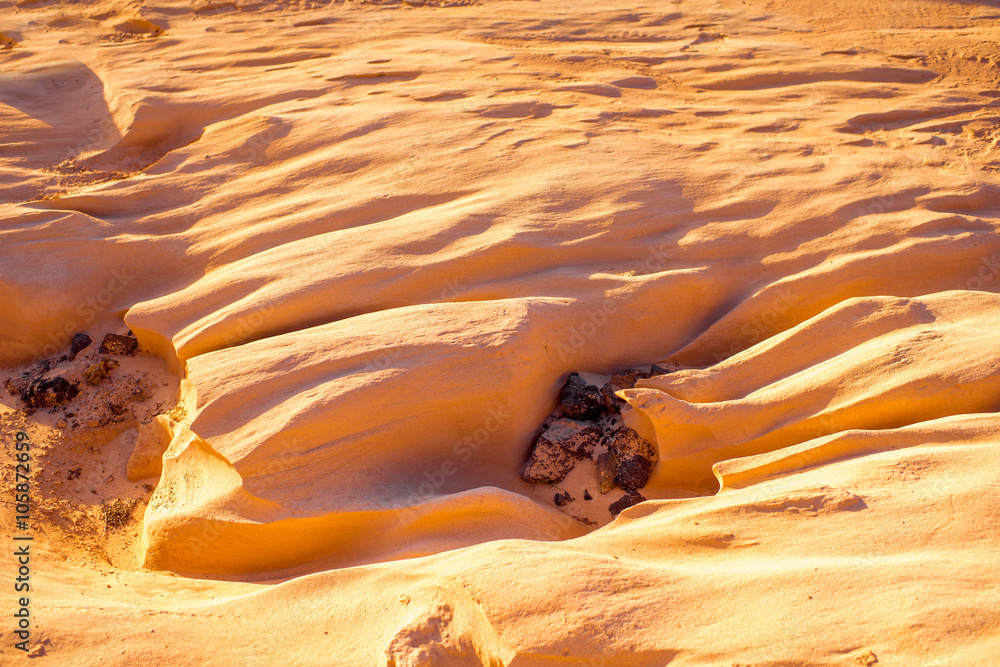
[2,0,1000,664]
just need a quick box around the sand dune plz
[1,0,999,664]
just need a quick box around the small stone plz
[600,383,621,412]
[67,468,82,480]
[84,359,119,385]
[69,333,92,359]
[609,426,658,463]
[21,377,79,408]
[615,455,653,492]
[554,492,573,506]
[99,333,137,356]
[609,491,646,517]
[537,419,603,459]
[522,443,576,484]
[56,419,68,428]
[609,427,657,491]
[583,489,593,501]
[87,419,100,428]
[597,451,617,494]
[559,373,605,421]
[609,368,652,391]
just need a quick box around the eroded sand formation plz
[1,0,999,664]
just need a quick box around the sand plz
[1,0,999,664]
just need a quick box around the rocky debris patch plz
[22,377,80,408]
[0,327,180,573]
[522,366,671,527]
[609,491,647,518]
[4,373,31,397]
[84,359,119,386]
[10,330,158,428]
[99,333,138,356]
[100,498,139,529]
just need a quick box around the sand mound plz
[1,0,999,663]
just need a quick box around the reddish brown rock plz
[69,333,92,360]
[540,419,603,458]
[609,491,646,517]
[609,368,652,391]
[523,418,604,484]
[609,427,657,491]
[609,426,657,463]
[99,333,137,356]
[559,373,604,421]
[522,444,576,484]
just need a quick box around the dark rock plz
[600,382,621,413]
[609,427,657,491]
[69,333,92,360]
[559,373,605,421]
[99,333,137,356]
[609,491,646,517]
[538,418,603,459]
[522,443,576,484]
[650,364,671,376]
[583,489,593,501]
[597,451,617,494]
[554,492,574,506]
[609,368,652,391]
[615,455,653,492]
[609,426,658,464]
[21,377,79,408]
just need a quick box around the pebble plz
[597,451,617,494]
[609,491,646,517]
[69,333,92,360]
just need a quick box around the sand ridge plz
[1,0,1000,664]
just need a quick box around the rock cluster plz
[15,330,139,412]
[522,368,667,519]
[21,377,79,408]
